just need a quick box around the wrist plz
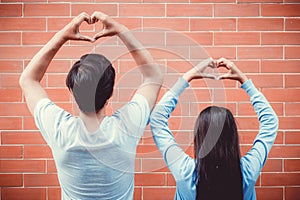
[239,75,248,84]
[182,70,194,83]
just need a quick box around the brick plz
[24,174,59,186]
[234,60,259,73]
[167,173,176,186]
[0,117,22,130]
[0,60,23,73]
[261,172,300,186]
[144,18,189,31]
[214,32,260,45]
[285,159,300,172]
[167,4,212,17]
[134,187,142,200]
[285,103,300,116]
[55,46,94,59]
[47,17,94,31]
[262,159,283,172]
[191,18,236,31]
[0,32,21,45]
[191,0,235,2]
[145,0,188,2]
[247,74,283,88]
[0,74,21,88]
[0,89,22,102]
[285,131,300,144]
[261,60,300,73]
[0,146,23,158]
[286,18,300,31]
[256,187,283,200]
[45,88,70,102]
[0,3,22,17]
[1,131,46,144]
[24,145,53,158]
[135,173,165,186]
[191,47,236,59]
[238,47,283,59]
[269,146,300,158]
[0,160,45,172]
[22,32,56,45]
[279,117,300,129]
[285,75,300,88]
[1,188,46,200]
[214,3,259,17]
[48,188,61,200]
[0,18,46,31]
[132,31,165,46]
[238,102,283,116]
[120,4,164,17]
[0,46,40,59]
[71,3,117,16]
[23,116,38,130]
[24,4,70,16]
[47,74,68,87]
[238,18,284,31]
[235,117,259,130]
[113,18,142,30]
[47,160,57,173]
[238,0,282,2]
[262,4,300,17]
[215,88,250,102]
[286,187,300,200]
[47,60,72,73]
[141,158,169,172]
[285,47,300,59]
[0,174,23,187]
[136,145,162,158]
[239,130,283,145]
[262,32,300,45]
[143,188,176,200]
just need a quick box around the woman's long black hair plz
[194,106,243,200]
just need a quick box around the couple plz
[19,12,278,200]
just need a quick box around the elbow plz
[19,73,27,89]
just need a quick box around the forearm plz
[242,80,278,158]
[20,31,66,85]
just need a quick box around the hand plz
[216,57,248,84]
[59,12,94,42]
[91,11,128,40]
[183,58,217,82]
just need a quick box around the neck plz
[79,107,106,133]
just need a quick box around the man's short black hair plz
[66,53,115,113]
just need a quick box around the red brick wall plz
[0,0,300,199]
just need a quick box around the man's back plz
[34,95,149,199]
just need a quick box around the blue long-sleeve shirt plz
[150,78,278,200]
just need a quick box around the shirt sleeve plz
[150,78,195,181]
[240,79,279,186]
[34,98,72,146]
[112,94,150,144]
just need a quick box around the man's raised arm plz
[19,12,94,115]
[91,12,163,110]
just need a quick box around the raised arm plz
[150,58,215,180]
[91,12,163,110]
[19,13,94,115]
[216,58,278,181]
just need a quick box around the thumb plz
[216,72,231,80]
[78,34,95,42]
[93,29,108,40]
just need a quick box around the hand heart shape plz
[62,12,124,43]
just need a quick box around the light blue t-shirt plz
[34,94,150,200]
[150,78,278,200]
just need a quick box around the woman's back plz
[150,58,278,200]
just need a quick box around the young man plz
[19,11,163,199]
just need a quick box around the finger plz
[93,29,107,40]
[91,11,107,22]
[216,73,232,80]
[202,73,217,79]
[75,12,91,25]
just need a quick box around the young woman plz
[150,58,278,200]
